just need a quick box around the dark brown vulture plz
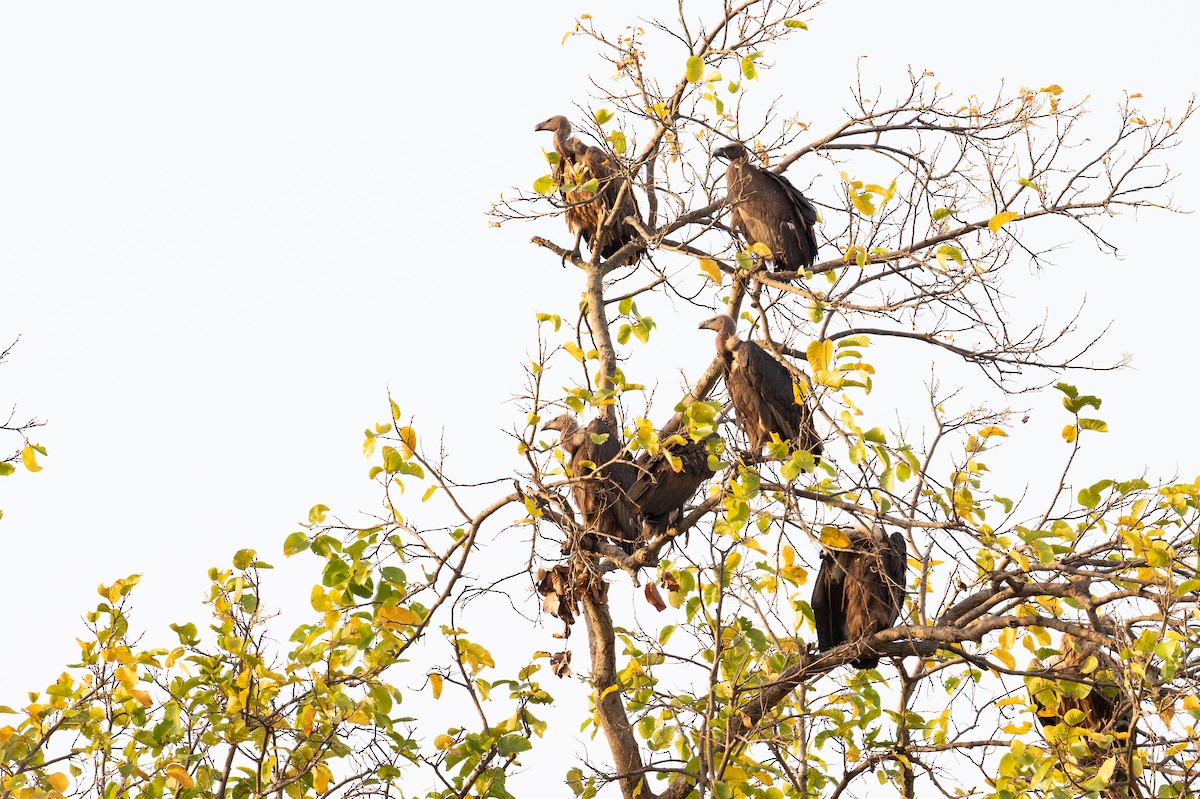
[810,525,906,669]
[627,435,717,537]
[698,314,822,458]
[1028,635,1134,793]
[535,115,644,261]
[543,413,640,549]
[714,142,818,273]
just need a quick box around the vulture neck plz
[554,124,575,157]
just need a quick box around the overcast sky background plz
[2,0,1198,782]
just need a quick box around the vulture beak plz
[534,118,557,133]
[712,144,740,162]
[698,316,717,331]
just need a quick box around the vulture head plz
[713,142,750,162]
[699,314,739,351]
[542,414,583,454]
[534,115,572,134]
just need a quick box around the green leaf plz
[533,175,557,195]
[685,56,704,83]
[1018,177,1039,190]
[498,734,533,756]
[784,19,808,29]
[864,427,887,445]
[593,108,614,125]
[579,178,600,194]
[308,504,330,525]
[932,207,955,222]
[1078,418,1108,433]
[0,462,14,476]
[741,55,758,80]
[608,130,626,155]
[935,244,964,269]
[232,548,257,570]
[382,446,404,472]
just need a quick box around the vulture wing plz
[570,418,639,546]
[627,438,714,535]
[811,553,845,653]
[740,341,804,446]
[763,169,819,269]
[883,531,908,618]
[578,145,643,259]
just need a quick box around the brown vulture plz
[543,413,640,549]
[535,115,644,261]
[627,435,717,537]
[810,525,907,669]
[714,142,818,273]
[698,314,822,458]
[1028,635,1134,792]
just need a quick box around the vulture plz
[543,414,640,549]
[627,435,717,537]
[535,115,644,261]
[810,525,907,670]
[698,314,823,458]
[714,142,819,273]
[1028,636,1134,794]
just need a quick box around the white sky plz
[1,0,1198,785]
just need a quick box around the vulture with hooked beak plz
[714,142,819,274]
[698,314,822,458]
[810,525,907,670]
[535,115,644,262]
[543,413,640,549]
[1028,635,1134,793]
[627,435,717,538]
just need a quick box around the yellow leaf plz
[378,605,423,627]
[1062,425,1077,443]
[314,764,332,794]
[749,241,773,259]
[297,705,316,735]
[0,726,13,742]
[783,545,795,567]
[806,339,833,372]
[21,445,42,473]
[115,665,137,688]
[698,258,723,284]
[434,734,455,751]
[988,211,1017,233]
[820,527,851,548]
[685,56,704,83]
[1040,84,1064,95]
[992,647,1016,670]
[1003,721,1031,734]
[399,426,417,459]
[48,774,68,793]
[129,689,153,707]
[978,426,1007,439]
[165,764,194,790]
[429,672,444,699]
[1183,695,1200,711]
[851,191,876,216]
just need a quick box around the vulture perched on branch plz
[627,435,717,537]
[698,314,822,458]
[811,525,907,670]
[1028,636,1134,795]
[714,142,819,273]
[543,414,639,549]
[535,115,644,262]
